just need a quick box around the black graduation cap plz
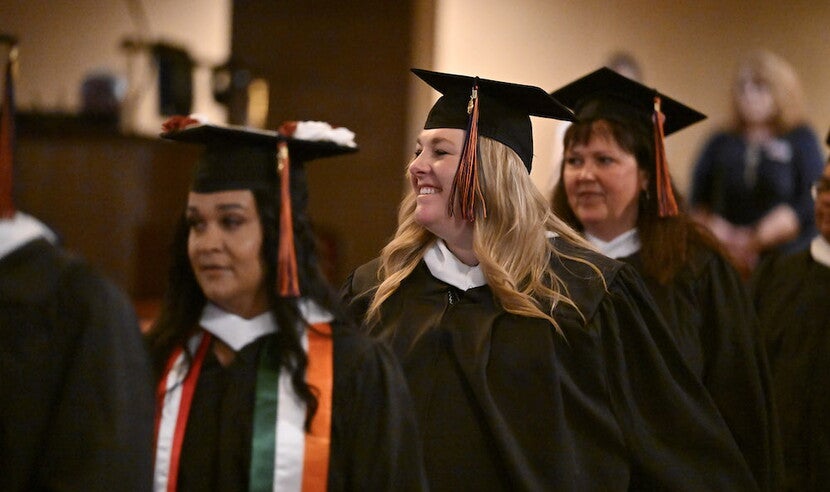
[160,122,357,193]
[413,68,575,172]
[550,67,705,217]
[161,119,357,297]
[550,67,705,136]
[413,68,574,221]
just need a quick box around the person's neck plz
[744,124,773,143]
[442,237,478,266]
[585,224,631,243]
[585,228,640,259]
[216,298,271,320]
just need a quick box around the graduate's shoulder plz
[682,241,740,282]
[549,236,642,322]
[0,238,126,308]
[752,248,815,295]
[550,236,627,287]
[330,318,398,377]
[345,257,382,294]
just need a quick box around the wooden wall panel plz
[232,0,416,284]
[15,115,197,300]
[12,1,418,311]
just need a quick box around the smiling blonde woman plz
[343,68,759,491]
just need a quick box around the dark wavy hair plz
[552,118,731,284]
[145,178,348,428]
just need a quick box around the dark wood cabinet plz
[16,113,196,304]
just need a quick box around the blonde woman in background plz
[690,49,824,276]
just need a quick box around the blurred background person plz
[0,38,153,491]
[147,117,426,491]
[690,49,824,276]
[751,129,830,491]
[551,67,782,491]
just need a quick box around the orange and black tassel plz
[653,95,679,217]
[276,139,300,297]
[448,80,487,222]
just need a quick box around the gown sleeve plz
[339,259,378,324]
[596,264,760,490]
[629,247,784,490]
[329,328,428,492]
[694,252,783,491]
[36,256,155,491]
[751,251,830,490]
[809,332,830,489]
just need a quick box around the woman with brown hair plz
[551,67,783,491]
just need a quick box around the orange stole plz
[302,322,334,491]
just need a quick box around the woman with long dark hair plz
[145,119,426,491]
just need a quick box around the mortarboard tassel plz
[276,122,300,297]
[652,95,679,217]
[448,80,487,221]
[0,47,17,218]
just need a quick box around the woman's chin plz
[413,209,438,229]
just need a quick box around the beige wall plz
[4,0,829,290]
[6,1,827,190]
[1,0,231,135]
[423,0,830,196]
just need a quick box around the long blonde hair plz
[365,137,597,336]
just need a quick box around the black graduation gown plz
[0,238,154,491]
[752,249,830,491]
[619,247,782,491]
[170,322,428,491]
[343,237,758,491]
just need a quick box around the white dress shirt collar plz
[423,232,558,290]
[586,228,641,259]
[199,298,334,352]
[423,239,487,290]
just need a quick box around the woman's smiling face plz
[408,127,473,244]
